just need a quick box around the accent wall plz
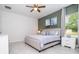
[38,10,61,30]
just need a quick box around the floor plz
[9,42,79,54]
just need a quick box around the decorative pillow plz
[64,34,71,38]
[55,31,59,35]
[41,30,60,36]
[41,31,47,35]
[47,31,59,35]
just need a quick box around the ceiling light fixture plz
[34,7,38,11]
[26,4,46,12]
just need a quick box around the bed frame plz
[25,40,61,52]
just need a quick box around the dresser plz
[0,35,8,54]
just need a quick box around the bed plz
[25,29,61,52]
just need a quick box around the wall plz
[0,10,38,42]
[38,10,61,30]
[0,11,2,32]
[61,8,66,37]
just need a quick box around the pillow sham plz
[41,31,47,35]
[47,31,59,35]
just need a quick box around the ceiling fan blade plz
[26,6,33,8]
[37,9,40,12]
[30,9,34,12]
[38,6,46,8]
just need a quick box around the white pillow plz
[41,31,47,35]
[48,31,59,35]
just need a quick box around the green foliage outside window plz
[65,13,78,32]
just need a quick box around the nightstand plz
[61,37,76,49]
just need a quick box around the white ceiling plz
[0,4,70,19]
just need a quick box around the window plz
[51,17,57,26]
[45,19,50,26]
[65,5,78,37]
[45,17,58,28]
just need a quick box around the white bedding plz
[25,29,61,51]
[25,35,60,50]
[26,35,60,44]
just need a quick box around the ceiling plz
[0,4,70,19]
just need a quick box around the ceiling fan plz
[26,4,46,12]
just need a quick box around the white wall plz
[0,10,38,42]
[0,11,2,32]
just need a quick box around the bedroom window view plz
[65,12,78,37]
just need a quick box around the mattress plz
[25,35,60,50]
[25,35,60,45]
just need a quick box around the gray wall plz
[38,10,62,30]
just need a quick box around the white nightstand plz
[61,37,76,49]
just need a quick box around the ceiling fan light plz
[34,7,37,11]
